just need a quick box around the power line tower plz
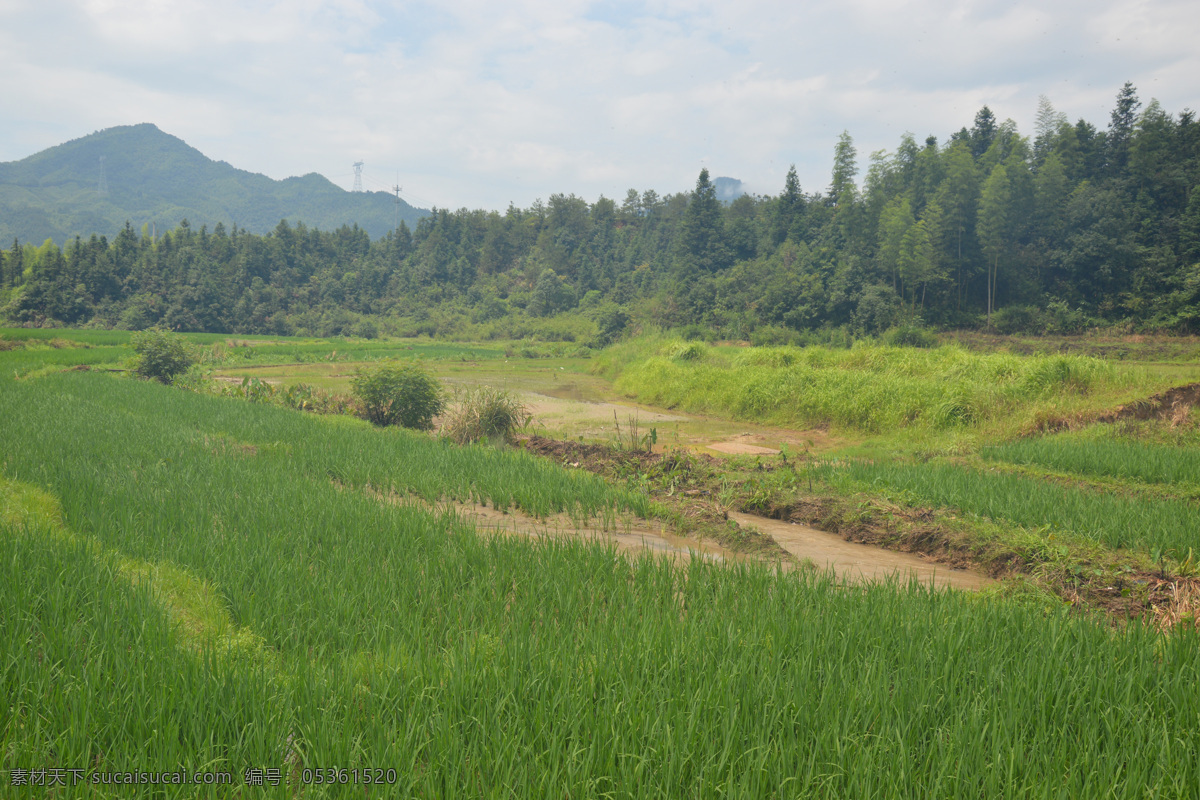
[97,156,109,196]
[352,161,364,193]
[392,176,403,233]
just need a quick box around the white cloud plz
[1,0,1198,212]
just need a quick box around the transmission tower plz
[352,161,364,193]
[393,176,403,233]
[97,156,109,196]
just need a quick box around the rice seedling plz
[3,363,1200,796]
[814,458,1200,556]
[984,434,1200,488]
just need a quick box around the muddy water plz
[728,511,994,591]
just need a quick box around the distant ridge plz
[0,124,428,244]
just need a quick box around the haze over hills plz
[0,124,428,244]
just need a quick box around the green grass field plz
[595,334,1196,439]
[2,343,1200,796]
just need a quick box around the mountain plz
[713,176,745,204]
[0,124,427,244]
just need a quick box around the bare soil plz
[1034,381,1200,433]
[521,436,997,591]
[728,511,993,590]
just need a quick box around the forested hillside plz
[0,124,425,244]
[3,84,1198,339]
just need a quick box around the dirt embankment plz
[522,435,1200,623]
[1036,382,1200,433]
[521,436,994,591]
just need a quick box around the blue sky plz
[2,0,1197,211]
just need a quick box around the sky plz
[2,0,1198,212]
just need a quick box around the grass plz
[595,334,1176,438]
[984,431,1200,488]
[812,457,1200,557]
[2,367,1200,795]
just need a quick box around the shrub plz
[750,325,801,347]
[350,361,445,429]
[883,325,938,348]
[666,340,706,361]
[442,386,531,445]
[131,327,194,384]
[991,305,1041,335]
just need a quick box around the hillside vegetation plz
[0,123,425,244]
[3,83,1199,341]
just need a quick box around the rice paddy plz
[3,331,1200,797]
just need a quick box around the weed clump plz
[666,340,706,362]
[442,386,531,444]
[350,361,445,429]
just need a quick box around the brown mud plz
[520,436,1200,622]
[727,511,993,591]
[521,436,996,591]
[447,501,737,564]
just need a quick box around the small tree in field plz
[350,361,445,429]
[131,327,194,384]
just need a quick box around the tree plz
[350,361,445,430]
[673,169,729,281]
[977,164,1013,327]
[771,165,805,245]
[971,106,997,159]
[1033,96,1068,165]
[529,268,575,316]
[877,197,915,291]
[935,142,980,309]
[1105,81,1141,177]
[830,131,858,199]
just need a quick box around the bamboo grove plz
[3,83,1199,339]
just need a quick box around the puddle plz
[728,511,994,591]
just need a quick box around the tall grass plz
[596,335,1153,434]
[2,370,1200,796]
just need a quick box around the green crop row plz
[3,370,1200,796]
[984,433,1200,488]
[814,458,1200,556]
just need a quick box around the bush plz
[750,325,801,347]
[442,386,531,445]
[666,340,706,361]
[350,361,445,429]
[131,327,194,384]
[990,305,1041,335]
[883,325,938,348]
[851,285,902,336]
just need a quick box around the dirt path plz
[454,501,991,590]
[728,511,994,590]
[448,502,736,563]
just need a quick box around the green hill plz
[0,124,427,244]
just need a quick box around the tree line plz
[4,82,1199,341]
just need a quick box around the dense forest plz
[4,83,1200,342]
